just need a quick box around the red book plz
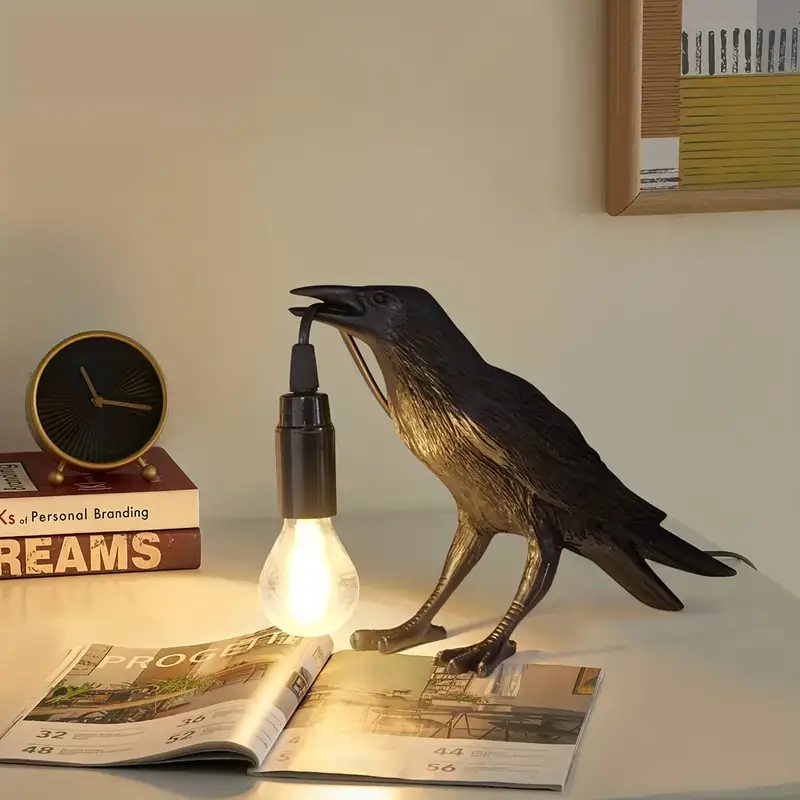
[0,448,198,537]
[0,528,201,580]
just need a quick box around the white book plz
[0,447,198,536]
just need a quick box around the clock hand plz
[80,367,99,399]
[100,399,153,412]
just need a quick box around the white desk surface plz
[1,510,799,800]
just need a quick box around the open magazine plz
[0,627,603,791]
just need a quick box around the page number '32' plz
[36,729,67,739]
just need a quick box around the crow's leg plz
[350,512,493,654]
[435,519,561,678]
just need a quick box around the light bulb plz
[259,517,359,637]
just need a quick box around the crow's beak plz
[289,285,365,327]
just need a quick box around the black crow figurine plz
[290,285,736,677]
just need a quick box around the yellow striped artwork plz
[679,74,800,188]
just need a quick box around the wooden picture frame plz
[607,0,800,215]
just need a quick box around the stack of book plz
[0,447,200,580]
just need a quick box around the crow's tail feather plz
[633,524,737,577]
[583,543,685,611]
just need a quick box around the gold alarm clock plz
[26,330,169,486]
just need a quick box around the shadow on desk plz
[613,782,800,800]
[101,761,255,798]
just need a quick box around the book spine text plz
[0,529,201,579]
[0,489,198,537]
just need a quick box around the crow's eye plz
[373,292,389,305]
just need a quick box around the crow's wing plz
[458,367,666,525]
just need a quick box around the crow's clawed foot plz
[350,622,447,654]
[434,637,517,677]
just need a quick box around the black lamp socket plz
[275,392,337,520]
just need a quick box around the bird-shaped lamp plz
[288,285,736,677]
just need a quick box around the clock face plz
[33,334,166,467]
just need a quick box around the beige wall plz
[2,2,797,595]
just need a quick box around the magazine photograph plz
[24,631,323,725]
[0,627,603,791]
[0,628,332,768]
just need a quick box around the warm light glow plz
[287,519,332,626]
[259,517,359,637]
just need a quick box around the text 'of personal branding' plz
[0,506,150,526]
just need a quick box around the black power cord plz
[288,304,323,393]
[336,332,757,572]
[339,330,391,415]
[703,550,757,570]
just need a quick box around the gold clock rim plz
[26,329,170,472]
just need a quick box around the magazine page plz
[258,650,603,790]
[0,627,332,768]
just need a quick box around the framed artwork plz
[607,0,800,215]
[572,667,601,696]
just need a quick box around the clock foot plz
[48,461,66,486]
[138,457,158,482]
